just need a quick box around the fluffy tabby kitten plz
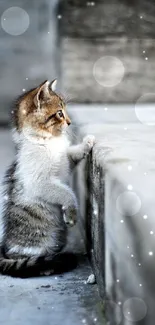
[0,80,95,277]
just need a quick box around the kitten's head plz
[14,80,71,139]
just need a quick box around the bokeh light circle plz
[135,93,155,126]
[93,56,125,87]
[123,297,147,322]
[116,191,141,216]
[104,300,122,325]
[1,7,30,36]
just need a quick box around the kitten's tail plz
[0,253,77,278]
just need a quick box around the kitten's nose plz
[66,117,71,126]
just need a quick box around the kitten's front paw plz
[63,206,77,227]
[83,135,96,154]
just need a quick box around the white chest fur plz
[45,136,70,162]
[16,134,71,190]
[44,136,71,181]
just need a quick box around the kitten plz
[0,80,95,277]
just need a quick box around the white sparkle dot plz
[104,107,108,111]
[131,254,134,258]
[120,219,124,223]
[82,319,86,324]
[128,165,132,171]
[51,306,54,309]
[93,210,97,216]
[150,231,154,235]
[55,276,58,280]
[143,50,146,54]
[94,318,97,322]
[138,263,141,266]
[48,31,50,34]
[118,301,122,305]
[4,18,6,21]
[26,77,28,80]
[140,15,143,19]
[22,88,26,92]
[144,172,147,176]
[11,110,14,114]
[127,246,130,249]
[127,184,133,191]
[91,2,95,5]
[57,15,62,19]
[128,311,131,315]
[22,109,26,114]
[116,279,120,283]
[4,195,8,201]
[124,127,127,130]
[149,251,153,256]
[139,284,142,287]
[145,57,148,61]
[143,215,148,220]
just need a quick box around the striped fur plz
[0,80,95,277]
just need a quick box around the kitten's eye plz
[58,110,64,118]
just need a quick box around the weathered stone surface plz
[61,37,155,103]
[59,0,155,38]
[72,104,155,324]
[59,0,155,103]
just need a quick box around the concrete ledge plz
[73,115,155,324]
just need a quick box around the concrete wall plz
[85,146,155,325]
[72,104,155,324]
[59,0,155,103]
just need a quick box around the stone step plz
[70,105,155,324]
[0,256,103,325]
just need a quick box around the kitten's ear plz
[49,79,57,92]
[34,80,50,108]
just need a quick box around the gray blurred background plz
[0,2,155,324]
[0,0,155,123]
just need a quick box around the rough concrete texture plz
[72,104,155,325]
[0,259,103,325]
[0,129,104,325]
[59,0,155,39]
[61,38,155,103]
[59,0,155,103]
